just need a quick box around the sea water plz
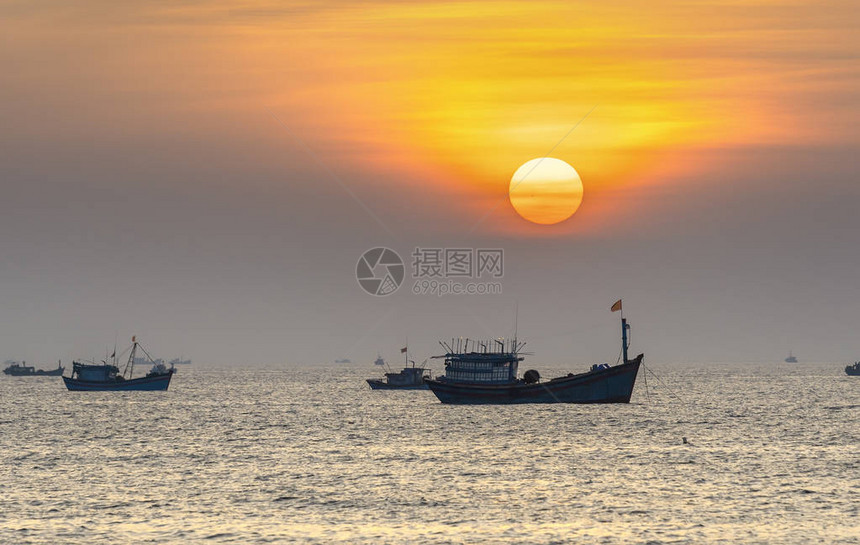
[1,363,858,544]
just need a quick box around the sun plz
[509,158,584,225]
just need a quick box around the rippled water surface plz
[2,363,858,544]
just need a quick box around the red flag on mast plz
[400,347,408,353]
[610,299,622,312]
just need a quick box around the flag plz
[611,299,622,312]
[110,351,115,358]
[401,346,408,353]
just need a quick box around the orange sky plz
[3,1,858,233]
[254,1,858,204]
[1,0,859,364]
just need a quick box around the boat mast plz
[124,336,138,379]
[621,310,630,363]
[510,302,519,358]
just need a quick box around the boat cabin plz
[383,366,429,386]
[435,338,525,384]
[6,362,35,373]
[72,362,120,382]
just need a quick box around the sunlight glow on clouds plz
[2,0,857,232]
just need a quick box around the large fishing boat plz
[3,361,64,376]
[63,337,174,391]
[366,348,431,389]
[425,301,642,404]
[846,362,860,376]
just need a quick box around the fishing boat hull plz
[846,365,860,376]
[426,355,642,405]
[63,372,173,391]
[366,379,429,390]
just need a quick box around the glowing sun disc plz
[509,157,583,225]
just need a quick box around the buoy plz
[682,437,688,444]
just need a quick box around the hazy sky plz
[1,1,858,366]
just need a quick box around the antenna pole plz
[514,301,519,343]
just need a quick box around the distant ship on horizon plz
[133,356,191,366]
[785,351,798,363]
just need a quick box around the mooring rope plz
[642,363,685,404]
[638,361,692,445]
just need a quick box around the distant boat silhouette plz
[785,351,798,363]
[845,362,860,376]
[3,360,64,376]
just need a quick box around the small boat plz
[425,301,642,404]
[846,362,860,376]
[785,351,798,363]
[3,360,64,376]
[366,366,431,390]
[169,358,192,365]
[63,337,174,391]
[367,349,431,389]
[335,358,352,364]
[373,355,385,366]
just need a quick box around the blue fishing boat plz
[63,337,174,391]
[425,301,642,404]
[366,348,431,389]
[366,365,430,390]
[846,362,860,376]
